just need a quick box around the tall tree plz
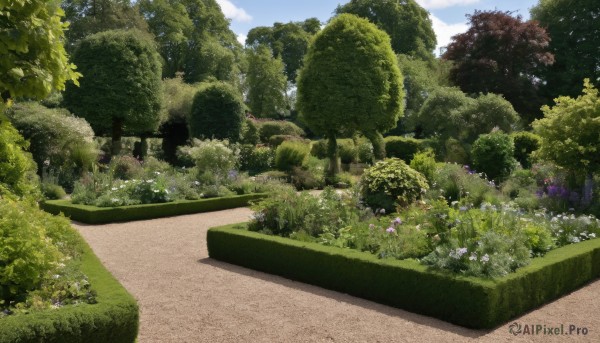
[335,0,436,59]
[531,0,600,100]
[64,30,163,156]
[443,11,554,123]
[297,14,404,176]
[189,82,244,142]
[245,45,288,118]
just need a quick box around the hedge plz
[41,193,267,224]
[384,136,428,162]
[207,225,600,329]
[0,229,138,342]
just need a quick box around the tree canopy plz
[245,45,288,118]
[443,10,554,123]
[531,0,600,100]
[335,0,436,59]
[297,14,404,174]
[63,30,163,156]
[189,82,244,142]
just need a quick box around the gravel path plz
[74,209,600,343]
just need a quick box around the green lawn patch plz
[41,193,267,224]
[207,224,600,329]
[0,231,138,343]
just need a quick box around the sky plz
[215,0,540,53]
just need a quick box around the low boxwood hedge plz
[207,225,600,329]
[41,193,267,224]
[0,230,138,343]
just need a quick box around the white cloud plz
[429,14,468,54]
[416,0,480,9]
[237,33,247,46]
[216,0,252,23]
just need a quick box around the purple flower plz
[393,217,402,225]
[457,247,468,257]
[386,227,396,234]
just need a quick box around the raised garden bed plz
[41,193,268,224]
[207,224,600,329]
[0,230,138,343]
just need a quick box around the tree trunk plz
[111,117,123,158]
[583,172,594,206]
[327,133,340,178]
[366,131,385,160]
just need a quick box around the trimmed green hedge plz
[42,193,267,224]
[384,136,427,162]
[0,229,138,342]
[207,225,600,329]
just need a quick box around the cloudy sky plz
[216,0,540,53]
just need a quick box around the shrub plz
[268,135,305,147]
[189,82,244,142]
[289,156,327,190]
[357,138,374,164]
[187,139,238,186]
[410,149,437,183]
[41,182,67,200]
[110,155,143,180]
[0,120,39,199]
[310,140,328,159]
[384,136,423,162]
[238,145,275,175]
[512,131,541,168]
[338,139,358,164]
[275,141,310,172]
[240,119,260,145]
[471,131,517,182]
[443,137,469,164]
[429,163,503,206]
[258,120,305,142]
[360,158,429,212]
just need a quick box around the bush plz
[360,158,429,212]
[187,139,238,185]
[41,182,67,200]
[410,149,437,183]
[110,155,143,180]
[238,145,275,175]
[338,139,358,164]
[7,102,97,190]
[384,136,424,162]
[258,120,305,142]
[443,137,469,164]
[289,156,327,190]
[275,141,310,172]
[429,163,503,206]
[189,82,244,142]
[310,140,328,159]
[357,138,374,164]
[240,119,260,145]
[471,131,517,182]
[0,120,39,199]
[512,131,541,168]
[268,135,305,147]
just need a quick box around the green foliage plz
[511,131,541,168]
[245,45,288,118]
[240,119,260,145]
[471,131,517,182]
[289,156,327,190]
[533,80,600,175]
[41,182,67,200]
[187,139,238,186]
[208,225,600,329]
[162,75,199,124]
[384,136,425,162]
[189,82,244,142]
[410,150,437,183]
[297,14,404,174]
[360,158,429,212]
[335,0,436,58]
[357,138,375,164]
[110,155,144,180]
[258,120,305,142]
[275,141,310,172]
[63,29,163,154]
[7,102,97,189]
[429,163,503,206]
[337,139,358,164]
[0,120,39,199]
[312,139,364,164]
[0,0,80,105]
[238,145,274,175]
[268,135,305,147]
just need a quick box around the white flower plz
[111,187,117,191]
[155,171,161,175]
[481,254,490,263]
[469,253,477,261]
[589,233,597,238]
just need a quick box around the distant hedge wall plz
[207,225,600,329]
[42,193,267,224]
[0,230,138,343]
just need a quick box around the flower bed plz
[207,223,600,329]
[41,193,268,224]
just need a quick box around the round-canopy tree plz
[64,29,163,156]
[297,14,404,176]
[189,82,244,142]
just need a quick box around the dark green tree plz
[245,45,288,118]
[189,82,244,142]
[531,0,600,100]
[335,0,436,59]
[64,30,163,156]
[297,14,404,176]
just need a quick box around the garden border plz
[207,224,600,329]
[0,231,138,343]
[41,193,268,224]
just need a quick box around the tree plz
[0,0,80,111]
[189,82,244,142]
[531,0,600,100]
[297,14,404,176]
[443,10,554,123]
[64,30,163,156]
[471,131,517,182]
[533,79,600,205]
[335,0,436,59]
[246,45,288,118]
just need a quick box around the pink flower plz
[386,227,396,234]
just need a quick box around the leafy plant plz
[471,131,517,182]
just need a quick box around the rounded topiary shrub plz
[471,131,517,182]
[258,120,305,142]
[512,131,541,169]
[275,141,310,172]
[189,82,244,142]
[384,136,423,162]
[360,158,429,212]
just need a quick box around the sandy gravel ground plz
[74,208,600,343]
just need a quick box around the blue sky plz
[216,0,540,52]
